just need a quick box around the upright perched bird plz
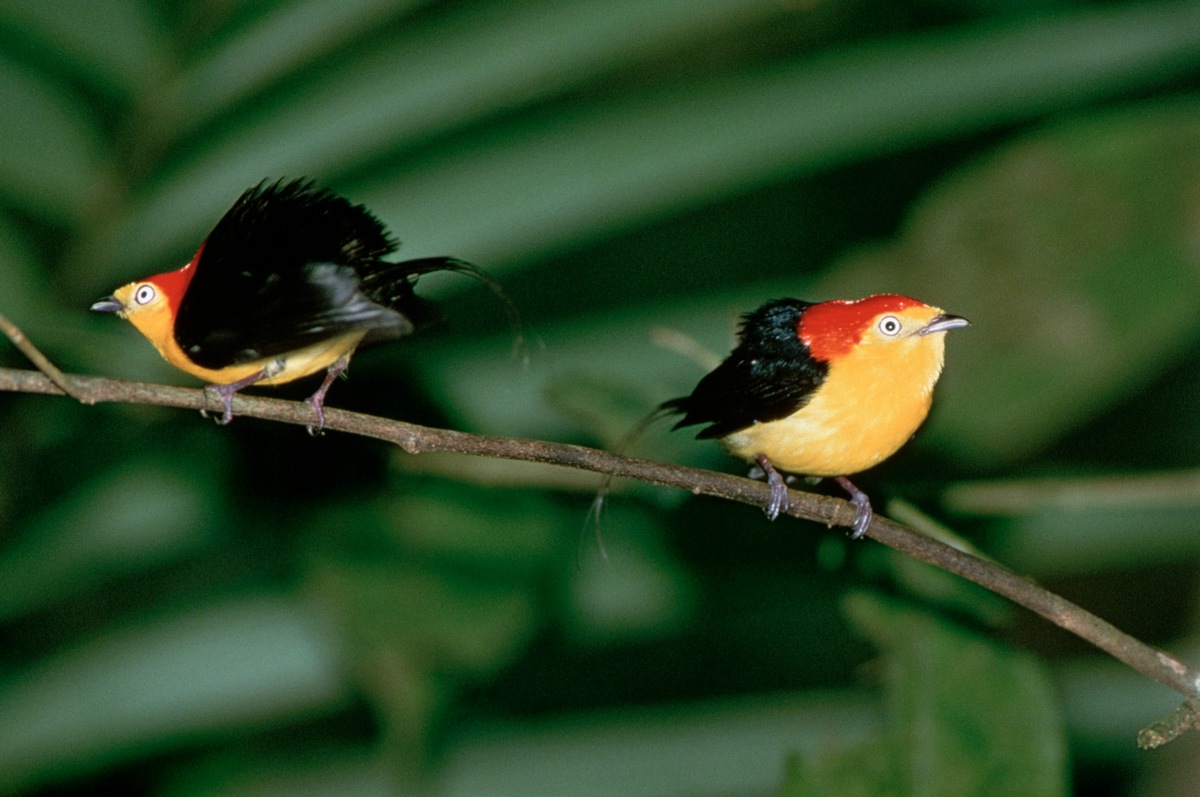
[662,295,968,538]
[92,178,517,431]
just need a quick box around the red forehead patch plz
[799,294,925,361]
[146,243,203,315]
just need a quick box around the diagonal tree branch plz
[1,313,1197,746]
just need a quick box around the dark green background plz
[2,1,1199,795]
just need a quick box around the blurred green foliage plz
[782,592,1065,797]
[2,1,1200,795]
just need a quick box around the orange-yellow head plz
[92,256,196,351]
[799,294,967,394]
[91,252,209,374]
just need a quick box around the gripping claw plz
[305,354,350,435]
[754,454,790,521]
[202,369,267,425]
[834,475,874,539]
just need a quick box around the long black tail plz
[367,256,528,361]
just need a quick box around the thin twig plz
[3,364,1198,701]
[1137,700,1200,749]
[0,312,90,401]
[2,322,1199,745]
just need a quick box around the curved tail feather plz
[368,256,529,363]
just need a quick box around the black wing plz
[174,179,425,368]
[662,299,829,439]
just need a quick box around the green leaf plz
[0,214,47,317]
[367,0,1200,263]
[0,593,347,795]
[0,0,163,103]
[300,482,564,763]
[0,57,109,224]
[781,592,1066,797]
[90,0,799,281]
[0,459,218,621]
[88,2,1200,283]
[172,0,418,125]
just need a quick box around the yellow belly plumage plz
[721,331,947,476]
[160,332,365,386]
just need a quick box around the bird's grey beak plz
[919,314,970,335]
[90,296,124,313]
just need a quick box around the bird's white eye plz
[134,284,157,305]
[877,315,902,336]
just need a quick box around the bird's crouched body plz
[109,278,369,387]
[720,325,946,475]
[93,179,521,430]
[662,294,968,537]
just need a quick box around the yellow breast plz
[152,328,365,386]
[124,307,361,387]
[720,332,947,476]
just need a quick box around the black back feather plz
[173,179,446,368]
[662,299,829,439]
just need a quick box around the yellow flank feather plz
[110,281,365,386]
[720,305,949,476]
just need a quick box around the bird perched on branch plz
[661,295,968,538]
[92,178,519,431]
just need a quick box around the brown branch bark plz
[1137,700,1200,749]
[2,315,1198,746]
